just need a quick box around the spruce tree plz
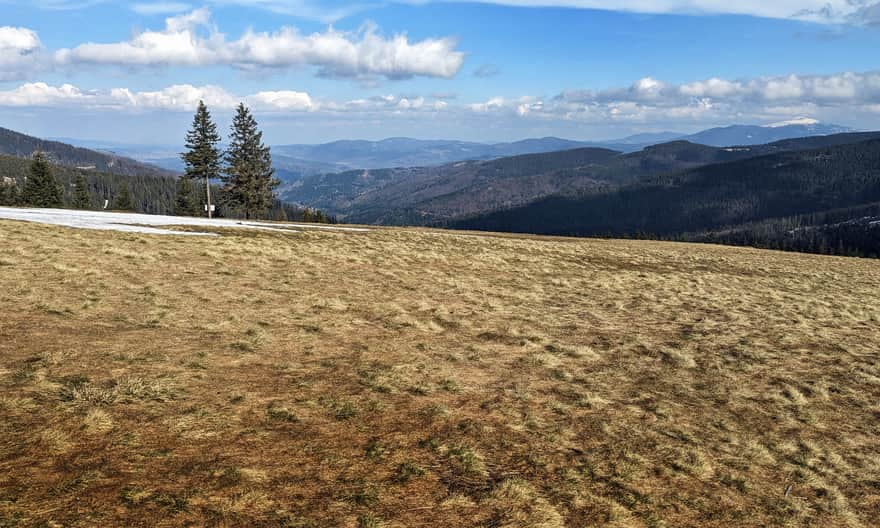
[175,176,198,216]
[72,174,91,209]
[114,183,134,211]
[222,103,279,220]
[182,100,221,218]
[21,152,63,208]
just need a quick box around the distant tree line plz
[0,100,335,224]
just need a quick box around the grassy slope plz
[0,220,878,527]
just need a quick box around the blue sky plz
[1,0,880,144]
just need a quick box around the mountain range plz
[281,132,880,224]
[51,120,856,179]
[271,121,855,171]
[6,120,878,257]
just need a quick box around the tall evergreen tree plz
[72,174,91,209]
[182,100,222,218]
[114,183,134,211]
[175,176,198,216]
[21,152,63,208]
[222,103,279,220]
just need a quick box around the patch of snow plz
[0,207,369,236]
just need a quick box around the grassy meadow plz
[0,219,878,527]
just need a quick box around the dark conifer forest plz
[452,139,880,258]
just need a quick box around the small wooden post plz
[205,176,213,219]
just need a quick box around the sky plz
[1,0,880,144]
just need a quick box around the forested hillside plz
[0,154,178,213]
[286,132,880,226]
[0,155,329,222]
[454,139,880,257]
[0,127,174,178]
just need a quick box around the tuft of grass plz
[358,513,381,528]
[266,403,298,423]
[394,461,426,483]
[333,400,360,420]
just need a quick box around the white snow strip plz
[0,207,369,236]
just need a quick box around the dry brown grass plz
[1,219,879,527]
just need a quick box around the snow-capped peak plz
[764,117,820,128]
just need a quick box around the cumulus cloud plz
[0,82,239,110]
[248,90,315,111]
[468,97,506,112]
[53,9,465,79]
[468,71,880,126]
[0,81,453,115]
[0,26,43,80]
[0,82,86,106]
[2,70,878,131]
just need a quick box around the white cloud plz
[468,97,505,112]
[248,90,315,111]
[114,84,240,110]
[679,77,743,98]
[2,70,879,132]
[0,26,41,51]
[0,82,87,106]
[130,2,191,15]
[53,9,465,79]
[468,70,880,128]
[0,26,43,80]
[0,81,453,115]
[0,82,240,110]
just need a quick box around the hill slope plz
[454,138,880,257]
[286,132,880,226]
[1,220,878,527]
[0,127,175,178]
[0,153,179,214]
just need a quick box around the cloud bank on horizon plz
[1,1,880,141]
[4,70,878,124]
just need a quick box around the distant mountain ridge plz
[0,127,175,178]
[272,136,604,171]
[271,121,854,171]
[678,121,855,147]
[52,120,856,180]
